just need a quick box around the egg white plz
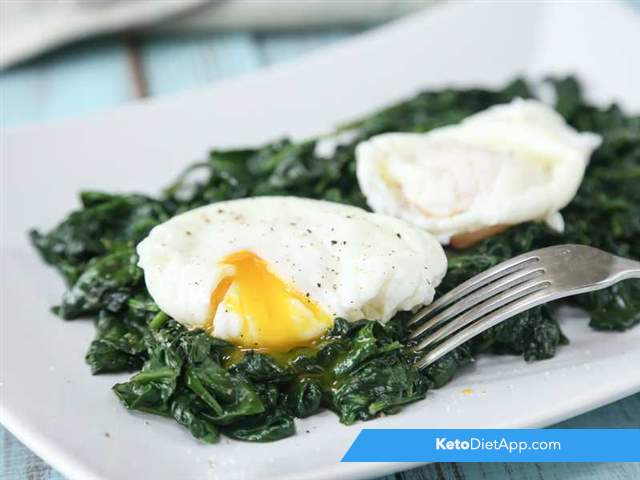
[137,196,447,349]
[355,99,602,245]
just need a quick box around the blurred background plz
[3,0,639,128]
[0,0,433,127]
[1,1,639,480]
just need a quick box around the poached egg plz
[137,196,446,351]
[355,99,602,247]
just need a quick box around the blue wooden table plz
[1,27,638,480]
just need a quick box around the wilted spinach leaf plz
[171,389,220,444]
[113,334,183,416]
[31,193,168,283]
[85,311,146,374]
[57,248,142,319]
[285,380,323,418]
[326,321,428,424]
[221,408,295,442]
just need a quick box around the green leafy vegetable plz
[325,321,428,424]
[85,311,146,374]
[171,389,220,443]
[57,248,142,319]
[30,193,167,283]
[30,77,639,443]
[285,380,323,418]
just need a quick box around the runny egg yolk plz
[207,250,333,351]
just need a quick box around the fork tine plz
[413,278,551,352]
[408,254,541,327]
[415,289,552,370]
[408,266,545,340]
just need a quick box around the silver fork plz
[409,244,640,370]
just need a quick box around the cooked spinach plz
[30,77,639,443]
[30,193,168,284]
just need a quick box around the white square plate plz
[2,2,640,480]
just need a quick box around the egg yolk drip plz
[207,250,333,351]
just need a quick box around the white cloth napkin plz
[0,0,430,69]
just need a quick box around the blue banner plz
[342,429,640,462]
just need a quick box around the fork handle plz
[614,256,640,282]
